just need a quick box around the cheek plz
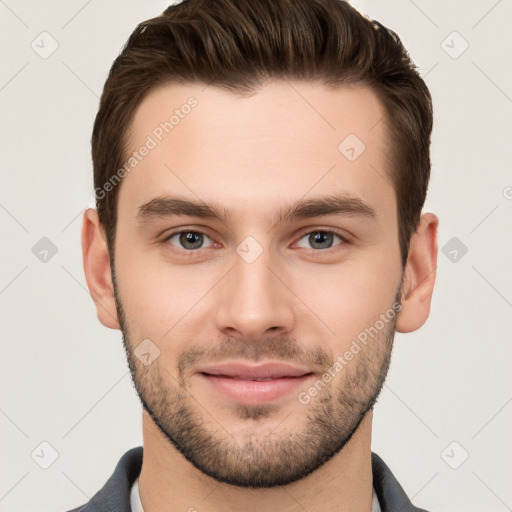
[290,257,400,347]
[115,247,219,338]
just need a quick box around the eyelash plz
[162,228,350,255]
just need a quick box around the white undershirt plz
[130,476,382,511]
[130,476,144,512]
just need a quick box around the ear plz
[81,208,120,329]
[396,212,439,333]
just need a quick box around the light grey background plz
[1,1,511,511]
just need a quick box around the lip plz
[195,362,315,404]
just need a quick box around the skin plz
[82,80,438,512]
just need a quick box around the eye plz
[166,230,214,251]
[296,230,345,250]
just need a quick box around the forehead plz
[119,80,395,221]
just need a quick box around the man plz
[73,0,438,510]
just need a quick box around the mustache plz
[177,336,330,377]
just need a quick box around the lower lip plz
[197,373,315,404]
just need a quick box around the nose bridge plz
[214,239,295,339]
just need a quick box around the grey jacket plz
[66,447,429,512]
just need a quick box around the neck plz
[138,409,374,512]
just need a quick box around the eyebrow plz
[136,194,376,226]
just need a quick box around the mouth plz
[195,362,316,404]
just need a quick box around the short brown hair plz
[92,0,433,266]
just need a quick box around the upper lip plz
[197,362,313,379]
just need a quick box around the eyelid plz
[162,225,214,240]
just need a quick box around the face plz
[111,80,404,487]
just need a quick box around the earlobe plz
[395,212,439,333]
[81,208,120,330]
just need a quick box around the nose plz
[214,245,296,342]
